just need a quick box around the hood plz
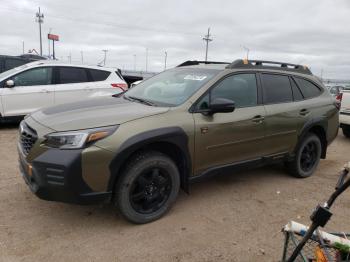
[30,96,169,131]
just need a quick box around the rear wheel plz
[286,133,322,178]
[114,151,180,224]
[342,125,350,138]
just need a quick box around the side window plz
[294,77,322,99]
[197,74,258,110]
[290,77,304,101]
[261,74,293,104]
[59,67,88,84]
[12,67,52,87]
[89,69,110,82]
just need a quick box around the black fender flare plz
[295,116,328,158]
[108,127,192,193]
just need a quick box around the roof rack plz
[226,59,312,75]
[177,60,230,67]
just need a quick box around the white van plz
[0,61,127,119]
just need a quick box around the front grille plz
[19,121,38,156]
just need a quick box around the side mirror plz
[207,98,235,115]
[5,80,15,88]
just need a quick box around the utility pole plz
[35,7,44,56]
[22,41,25,54]
[102,49,108,66]
[81,51,84,64]
[202,27,213,62]
[145,48,149,72]
[133,54,136,71]
[68,53,71,63]
[243,46,250,60]
[164,51,168,70]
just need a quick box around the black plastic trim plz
[108,127,191,193]
[189,153,289,183]
[19,147,111,204]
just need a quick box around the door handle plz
[251,115,265,123]
[41,89,50,93]
[300,109,310,116]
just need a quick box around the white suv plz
[0,61,127,118]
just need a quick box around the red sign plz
[48,34,59,41]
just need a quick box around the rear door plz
[54,66,91,105]
[261,73,306,155]
[0,66,54,116]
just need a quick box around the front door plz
[193,73,267,174]
[0,66,54,116]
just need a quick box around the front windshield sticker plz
[184,75,207,81]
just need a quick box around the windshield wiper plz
[125,95,156,106]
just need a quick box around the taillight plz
[334,92,343,110]
[111,83,128,91]
[336,92,343,102]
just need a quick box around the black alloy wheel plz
[300,141,318,173]
[129,167,172,214]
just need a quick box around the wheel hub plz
[129,167,172,214]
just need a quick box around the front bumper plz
[18,145,111,205]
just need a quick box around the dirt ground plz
[1,124,350,262]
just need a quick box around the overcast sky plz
[1,0,349,79]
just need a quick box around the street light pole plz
[101,50,108,66]
[145,48,149,72]
[164,51,168,70]
[133,54,136,71]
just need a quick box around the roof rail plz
[226,59,312,75]
[177,60,230,67]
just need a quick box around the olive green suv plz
[18,59,339,223]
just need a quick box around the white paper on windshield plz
[184,75,207,81]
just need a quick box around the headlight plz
[43,126,118,149]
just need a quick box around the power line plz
[203,27,213,62]
[2,6,199,38]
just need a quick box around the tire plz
[342,125,350,138]
[286,133,322,178]
[114,151,180,224]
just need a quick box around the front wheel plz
[114,151,180,224]
[286,133,322,178]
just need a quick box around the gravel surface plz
[1,124,350,262]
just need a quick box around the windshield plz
[124,68,220,106]
[0,64,29,80]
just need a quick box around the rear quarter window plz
[294,77,322,99]
[261,74,293,104]
[59,67,89,84]
[89,69,111,82]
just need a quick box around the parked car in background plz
[339,89,350,138]
[0,61,127,119]
[327,85,344,97]
[18,59,339,224]
[0,54,46,74]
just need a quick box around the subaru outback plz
[18,59,339,224]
